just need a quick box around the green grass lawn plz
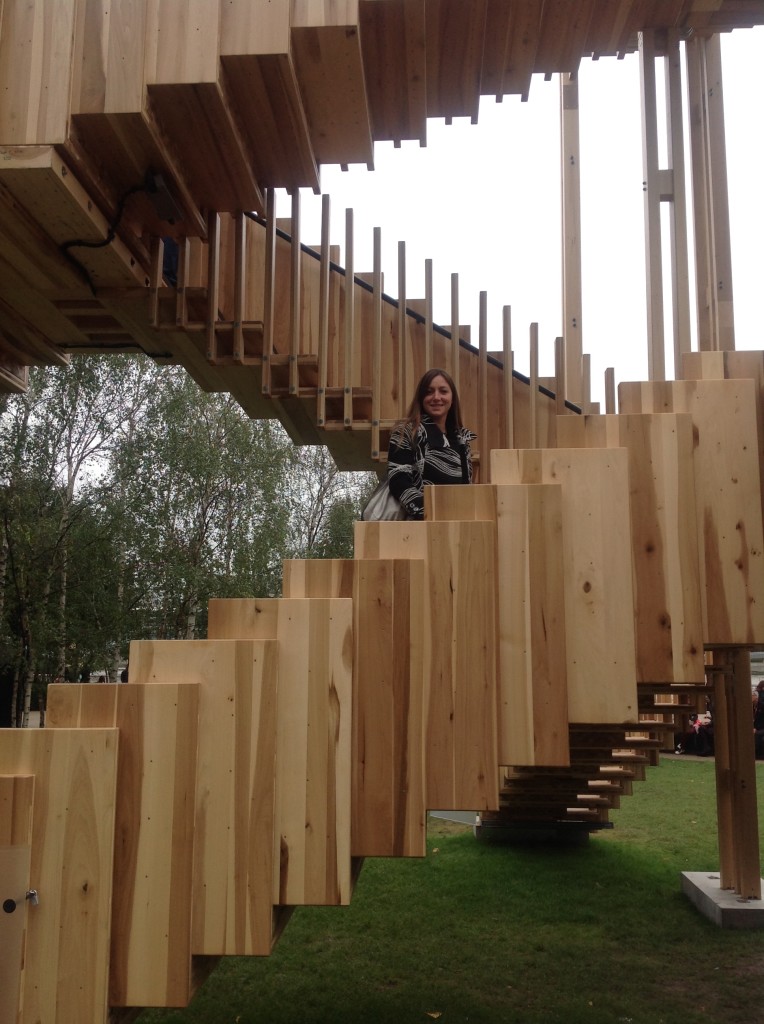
[140,760,764,1024]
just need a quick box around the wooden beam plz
[502,305,514,448]
[639,29,666,381]
[664,31,692,370]
[262,189,276,395]
[560,72,583,404]
[397,240,408,418]
[317,193,330,426]
[344,208,355,426]
[371,226,382,459]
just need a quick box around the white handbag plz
[361,477,408,521]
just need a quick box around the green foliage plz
[139,762,764,1024]
[0,356,367,720]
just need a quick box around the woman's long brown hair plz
[399,367,465,436]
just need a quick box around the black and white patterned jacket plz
[387,414,475,520]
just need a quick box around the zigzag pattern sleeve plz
[387,424,425,519]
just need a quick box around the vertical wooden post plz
[502,305,514,449]
[604,367,616,414]
[175,237,190,329]
[233,211,245,363]
[713,650,761,899]
[639,29,666,382]
[289,191,301,394]
[371,227,382,460]
[560,72,583,404]
[317,194,330,426]
[344,208,355,427]
[554,336,566,415]
[148,236,164,328]
[206,212,221,361]
[712,657,736,890]
[397,241,407,417]
[529,322,539,448]
[664,30,692,370]
[262,189,276,395]
[582,353,594,413]
[424,258,433,370]
[450,272,460,388]
[686,34,736,352]
[478,290,488,482]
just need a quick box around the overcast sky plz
[277,26,763,405]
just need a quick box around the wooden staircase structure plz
[2,3,764,1022]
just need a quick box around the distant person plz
[387,368,476,520]
[120,666,129,683]
[753,681,764,758]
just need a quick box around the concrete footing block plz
[682,872,764,929]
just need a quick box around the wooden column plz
[262,189,276,395]
[424,258,433,369]
[712,649,761,899]
[529,322,539,447]
[289,190,301,394]
[397,241,408,418]
[450,272,460,388]
[371,226,382,459]
[664,31,692,370]
[206,211,221,361]
[478,290,488,482]
[344,208,355,426]
[317,193,330,426]
[686,34,736,352]
[502,305,514,448]
[233,210,246,363]
[638,29,666,382]
[560,72,583,404]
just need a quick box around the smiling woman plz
[387,368,476,521]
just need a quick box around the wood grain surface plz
[619,378,764,646]
[557,412,705,683]
[48,683,199,1007]
[0,728,118,1024]
[283,557,427,856]
[207,599,353,905]
[491,448,638,724]
[354,520,499,810]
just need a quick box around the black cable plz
[59,182,146,293]
[61,182,145,254]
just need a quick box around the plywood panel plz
[0,775,34,1024]
[121,645,278,957]
[0,0,78,143]
[207,598,353,905]
[0,728,118,1024]
[425,484,569,767]
[283,558,427,857]
[557,412,705,684]
[70,0,148,115]
[282,557,356,598]
[491,448,638,724]
[495,484,570,766]
[680,349,764,517]
[292,7,373,166]
[0,772,34,843]
[0,147,146,287]
[353,520,499,810]
[619,378,764,646]
[144,0,221,84]
[47,683,199,1006]
[425,0,487,120]
[358,0,426,143]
